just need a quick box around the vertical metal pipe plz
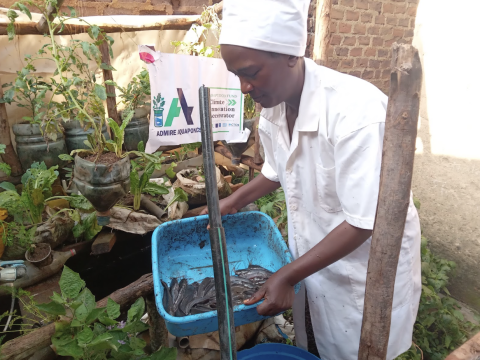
[198,85,237,360]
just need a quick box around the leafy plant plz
[129,143,170,211]
[165,188,189,210]
[0,57,53,125]
[8,0,117,161]
[173,142,201,162]
[256,188,288,236]
[396,237,480,360]
[171,5,221,58]
[244,93,257,120]
[116,70,151,112]
[0,144,12,176]
[32,266,177,359]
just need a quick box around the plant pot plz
[63,120,110,153]
[124,117,149,151]
[25,243,52,268]
[12,123,68,171]
[221,118,256,165]
[73,155,131,225]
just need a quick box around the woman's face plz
[221,45,299,108]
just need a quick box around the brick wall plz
[0,0,220,16]
[326,0,419,93]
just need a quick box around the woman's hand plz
[200,196,240,217]
[243,270,295,317]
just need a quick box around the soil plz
[85,152,121,165]
[27,243,51,261]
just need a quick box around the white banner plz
[139,46,248,153]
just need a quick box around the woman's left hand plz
[243,270,295,316]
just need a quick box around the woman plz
[203,0,422,358]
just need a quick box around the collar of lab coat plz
[260,58,320,132]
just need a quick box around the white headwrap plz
[219,0,310,57]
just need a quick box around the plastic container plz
[238,344,320,359]
[12,123,67,171]
[124,116,149,151]
[63,120,110,153]
[152,211,300,337]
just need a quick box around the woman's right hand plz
[200,196,239,217]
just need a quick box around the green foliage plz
[105,109,134,158]
[171,5,221,58]
[396,237,480,360]
[0,161,58,249]
[165,188,189,210]
[7,0,117,159]
[0,144,12,176]
[256,187,288,236]
[40,266,177,360]
[244,93,257,120]
[173,142,201,162]
[129,144,170,211]
[117,70,151,111]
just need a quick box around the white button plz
[290,204,297,211]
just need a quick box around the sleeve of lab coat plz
[335,122,385,230]
[258,120,280,183]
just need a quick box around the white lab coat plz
[258,58,421,360]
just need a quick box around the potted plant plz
[0,161,59,259]
[116,69,151,151]
[7,1,135,226]
[0,58,67,172]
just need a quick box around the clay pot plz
[73,155,130,225]
[25,243,53,268]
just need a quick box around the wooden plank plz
[358,43,423,360]
[91,230,116,255]
[98,38,119,125]
[312,0,333,66]
[0,84,22,176]
[0,273,154,360]
[0,2,223,36]
[445,330,480,360]
[214,144,263,172]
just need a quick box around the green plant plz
[0,144,12,176]
[396,237,480,360]
[165,188,189,210]
[28,266,177,359]
[0,58,52,125]
[256,188,288,236]
[173,142,201,162]
[171,6,221,57]
[7,0,121,161]
[0,161,59,249]
[244,93,257,120]
[116,70,150,112]
[129,143,170,211]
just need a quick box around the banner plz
[139,46,248,153]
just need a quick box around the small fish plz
[179,284,195,315]
[190,304,216,314]
[170,278,179,303]
[197,277,213,298]
[161,280,175,316]
[185,295,212,315]
[173,279,188,313]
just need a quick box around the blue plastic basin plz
[151,211,300,337]
[238,344,320,359]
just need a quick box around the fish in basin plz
[162,265,273,317]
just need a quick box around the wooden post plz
[358,43,422,360]
[312,0,333,66]
[248,167,255,182]
[36,0,65,34]
[99,38,120,125]
[146,294,169,352]
[0,85,22,177]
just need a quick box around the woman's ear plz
[287,56,299,68]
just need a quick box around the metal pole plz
[199,85,237,360]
